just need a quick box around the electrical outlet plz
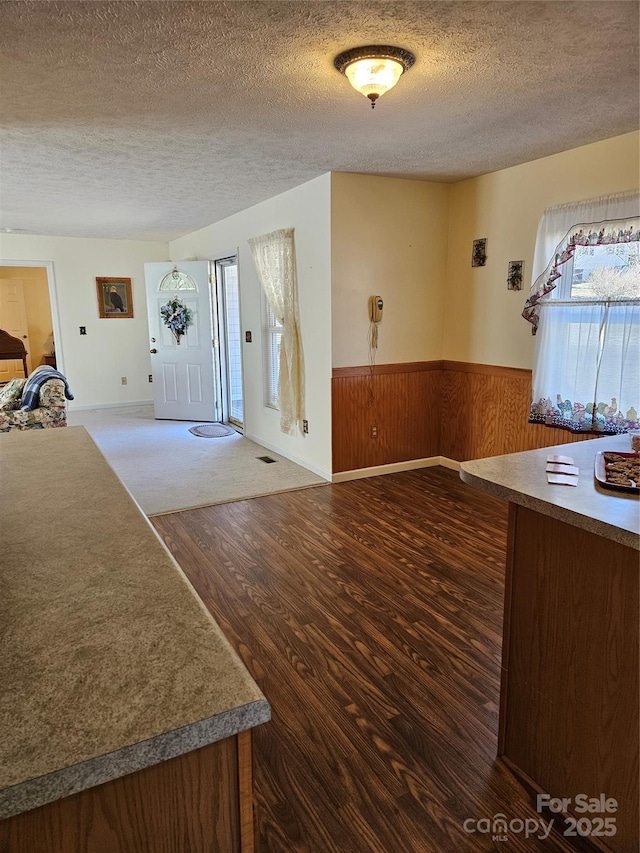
[245,331,252,343]
[302,419,309,434]
[121,376,127,386]
[148,374,153,383]
[371,425,378,438]
[79,326,86,335]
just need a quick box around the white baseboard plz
[68,400,154,412]
[243,431,331,481]
[438,456,461,471]
[332,456,442,483]
[332,456,461,482]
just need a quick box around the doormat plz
[189,423,236,438]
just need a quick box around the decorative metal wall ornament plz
[334,45,416,109]
[507,260,524,290]
[472,238,488,267]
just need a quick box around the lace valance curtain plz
[525,191,640,434]
[523,191,640,333]
[248,228,305,435]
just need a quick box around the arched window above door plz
[159,267,197,291]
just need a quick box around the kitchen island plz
[461,434,639,853]
[0,426,270,852]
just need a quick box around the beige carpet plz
[69,405,327,515]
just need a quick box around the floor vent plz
[257,455,277,464]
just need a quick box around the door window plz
[216,258,244,427]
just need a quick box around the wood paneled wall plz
[331,362,441,473]
[440,361,593,462]
[332,360,593,473]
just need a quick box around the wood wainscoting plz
[440,361,594,462]
[331,362,442,473]
[332,360,593,473]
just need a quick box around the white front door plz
[144,261,217,421]
[0,279,32,380]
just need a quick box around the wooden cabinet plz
[500,504,638,852]
[0,731,255,853]
[0,426,268,851]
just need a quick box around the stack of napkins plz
[546,454,579,486]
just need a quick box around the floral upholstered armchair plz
[0,369,71,432]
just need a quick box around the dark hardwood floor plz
[153,467,575,852]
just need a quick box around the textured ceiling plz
[0,1,638,242]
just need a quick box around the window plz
[570,242,638,299]
[216,257,244,428]
[159,268,197,291]
[263,296,282,410]
[525,193,639,434]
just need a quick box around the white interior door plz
[144,261,217,421]
[0,279,32,380]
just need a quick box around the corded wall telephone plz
[368,296,384,350]
[369,295,384,323]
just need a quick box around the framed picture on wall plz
[96,277,133,318]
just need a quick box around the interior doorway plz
[0,264,56,382]
[215,256,244,430]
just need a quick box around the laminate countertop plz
[0,426,270,820]
[460,433,639,550]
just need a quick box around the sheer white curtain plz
[526,192,640,433]
[248,228,305,435]
[532,300,640,431]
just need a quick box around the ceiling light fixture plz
[334,45,415,109]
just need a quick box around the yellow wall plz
[331,173,450,368]
[443,131,640,369]
[0,265,53,369]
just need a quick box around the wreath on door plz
[160,298,193,345]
